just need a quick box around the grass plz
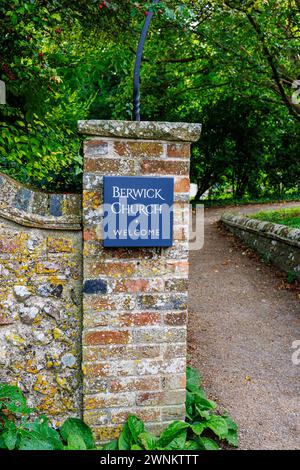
[194,194,300,208]
[250,206,300,229]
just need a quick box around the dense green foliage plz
[0,383,95,450]
[250,206,300,228]
[197,193,300,208]
[0,367,238,450]
[1,1,299,194]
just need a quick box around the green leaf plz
[223,415,238,432]
[0,384,32,416]
[198,437,220,450]
[222,416,238,446]
[195,395,217,410]
[186,367,202,391]
[185,440,201,450]
[23,416,63,450]
[164,6,176,20]
[2,429,17,450]
[65,434,87,450]
[206,415,228,439]
[161,431,187,450]
[127,415,144,443]
[17,416,63,450]
[225,428,238,447]
[131,444,143,450]
[192,387,206,399]
[118,422,132,450]
[195,404,210,419]
[191,422,206,436]
[102,439,118,450]
[138,431,158,450]
[60,418,95,450]
[51,13,61,21]
[157,421,189,448]
[18,430,56,450]
[185,403,194,421]
[0,435,6,449]
[195,393,217,410]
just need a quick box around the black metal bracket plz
[133,0,160,121]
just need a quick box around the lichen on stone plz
[78,119,202,142]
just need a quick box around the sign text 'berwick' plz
[103,176,174,247]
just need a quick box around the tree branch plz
[246,13,300,121]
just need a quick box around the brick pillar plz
[78,120,201,443]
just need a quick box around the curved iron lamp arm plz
[133,0,160,121]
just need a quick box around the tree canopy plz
[0,0,299,196]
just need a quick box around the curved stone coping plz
[78,120,202,142]
[0,172,82,230]
[221,213,300,248]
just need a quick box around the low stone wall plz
[0,173,81,230]
[0,172,83,425]
[221,213,300,279]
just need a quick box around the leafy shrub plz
[199,194,300,209]
[185,367,238,448]
[0,112,83,192]
[287,271,298,284]
[0,1,99,192]
[0,384,95,450]
[0,367,238,451]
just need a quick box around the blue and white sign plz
[103,176,174,247]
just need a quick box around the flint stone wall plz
[0,172,83,425]
[221,213,300,280]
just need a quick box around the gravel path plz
[188,202,300,450]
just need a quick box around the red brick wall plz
[80,121,200,443]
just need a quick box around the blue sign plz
[103,176,174,247]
